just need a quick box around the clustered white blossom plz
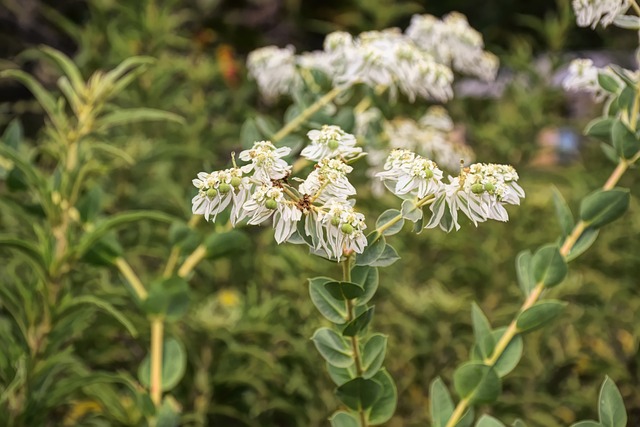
[571,0,630,28]
[377,149,524,232]
[246,12,498,103]
[191,126,366,259]
[562,59,621,100]
[365,107,474,196]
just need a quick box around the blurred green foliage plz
[0,0,639,426]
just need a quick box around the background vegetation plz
[0,0,638,426]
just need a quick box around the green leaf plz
[240,118,261,149]
[570,422,601,427]
[580,189,630,229]
[309,277,348,324]
[342,306,374,337]
[453,362,501,404]
[97,108,185,131]
[351,265,378,306]
[471,303,494,360]
[311,327,353,368]
[335,377,382,411]
[611,119,640,159]
[516,300,566,333]
[77,186,103,223]
[355,232,386,266]
[362,334,387,379]
[515,250,535,295]
[456,408,475,427]
[156,396,181,427]
[475,415,505,427]
[615,86,635,115]
[369,244,400,267]
[513,420,529,427]
[255,115,280,139]
[141,277,190,322]
[330,411,359,427]
[401,199,423,222]
[367,369,397,425]
[0,69,67,132]
[138,337,187,392]
[600,143,619,163]
[204,229,250,259]
[375,209,403,236]
[82,232,123,266]
[531,244,567,287]
[566,228,599,262]
[585,117,615,140]
[491,327,523,377]
[2,119,23,150]
[76,211,175,259]
[38,46,85,92]
[327,363,355,386]
[430,377,454,427]
[552,187,574,237]
[0,236,46,273]
[597,72,621,93]
[325,281,365,300]
[599,376,627,427]
[59,295,138,337]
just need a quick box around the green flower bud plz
[424,168,434,179]
[331,216,341,226]
[340,223,354,234]
[206,188,218,198]
[484,182,495,193]
[219,183,231,194]
[471,183,484,194]
[230,176,242,188]
[265,198,278,210]
[327,139,340,150]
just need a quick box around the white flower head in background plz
[239,140,292,181]
[562,59,621,101]
[302,125,362,161]
[572,0,630,28]
[247,45,301,102]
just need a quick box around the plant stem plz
[342,257,368,427]
[150,317,164,406]
[177,244,207,278]
[631,0,640,16]
[271,85,347,143]
[374,195,435,236]
[444,156,633,427]
[163,215,202,278]
[114,257,148,300]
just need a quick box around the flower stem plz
[150,317,164,406]
[163,215,202,278]
[443,156,633,427]
[342,257,368,427]
[271,85,348,143]
[178,244,207,278]
[114,257,148,300]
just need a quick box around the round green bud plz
[340,223,354,234]
[424,168,434,179]
[327,139,340,150]
[484,182,495,193]
[219,183,231,194]
[230,176,242,188]
[265,198,278,210]
[331,216,341,226]
[206,188,218,198]
[470,183,484,194]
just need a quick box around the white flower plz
[572,0,630,28]
[298,158,356,201]
[426,162,525,231]
[239,140,292,182]
[376,150,444,198]
[191,168,249,223]
[247,45,302,102]
[562,59,622,101]
[316,199,367,259]
[242,184,302,243]
[301,125,362,161]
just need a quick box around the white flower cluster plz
[191,127,366,259]
[377,149,524,232]
[365,107,474,196]
[562,59,621,100]
[571,0,630,28]
[246,12,498,103]
[405,12,499,82]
